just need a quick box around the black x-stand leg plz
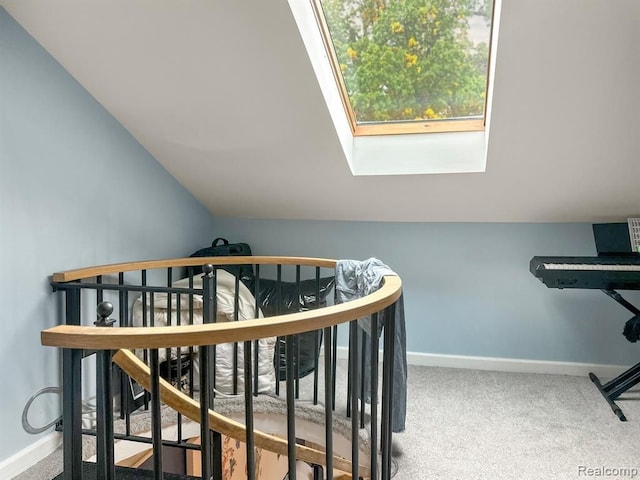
[588,289,640,421]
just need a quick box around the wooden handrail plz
[52,256,338,282]
[113,349,369,478]
[41,275,402,350]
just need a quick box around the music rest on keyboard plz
[530,255,640,290]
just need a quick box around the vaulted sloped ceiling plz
[2,0,639,222]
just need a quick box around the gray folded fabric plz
[335,258,407,433]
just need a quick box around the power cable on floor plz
[22,386,97,434]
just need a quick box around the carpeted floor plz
[14,361,640,480]
[396,365,640,480]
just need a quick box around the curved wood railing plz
[51,256,338,282]
[113,349,369,478]
[44,256,403,480]
[42,276,401,350]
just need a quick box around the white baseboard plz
[332,346,628,378]
[405,351,628,378]
[0,431,61,480]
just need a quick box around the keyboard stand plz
[588,289,640,421]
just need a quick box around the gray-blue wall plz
[3,3,640,471]
[213,217,640,365]
[0,8,215,464]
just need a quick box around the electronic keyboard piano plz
[530,255,640,291]
[530,254,640,421]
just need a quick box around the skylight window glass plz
[314,0,494,135]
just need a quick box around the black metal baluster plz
[200,267,214,480]
[166,268,172,387]
[142,270,149,411]
[332,325,337,411]
[286,335,297,480]
[381,303,396,480]
[95,302,116,480]
[213,431,222,480]
[323,326,334,480]
[253,265,260,397]
[202,265,222,480]
[188,270,195,398]
[176,292,183,443]
[150,348,163,480]
[346,336,351,419]
[150,290,155,327]
[370,312,379,480]
[199,344,212,480]
[275,264,282,396]
[233,275,240,395]
[313,267,321,405]
[295,265,301,399]
[141,270,148,331]
[360,327,367,429]
[312,465,324,480]
[119,277,133,433]
[62,288,82,480]
[148,278,157,461]
[123,287,132,436]
[211,267,218,400]
[244,340,256,480]
[96,275,103,304]
[349,320,359,480]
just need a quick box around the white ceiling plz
[2,0,640,222]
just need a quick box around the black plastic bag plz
[255,277,336,380]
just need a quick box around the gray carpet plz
[14,362,640,479]
[395,365,640,480]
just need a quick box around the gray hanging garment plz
[335,258,407,433]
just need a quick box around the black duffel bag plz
[189,237,254,288]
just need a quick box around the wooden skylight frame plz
[310,0,494,137]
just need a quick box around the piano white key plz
[543,263,640,271]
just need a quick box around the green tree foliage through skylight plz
[319,0,492,124]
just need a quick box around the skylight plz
[312,0,495,136]
[289,0,500,175]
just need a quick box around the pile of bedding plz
[131,269,276,395]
